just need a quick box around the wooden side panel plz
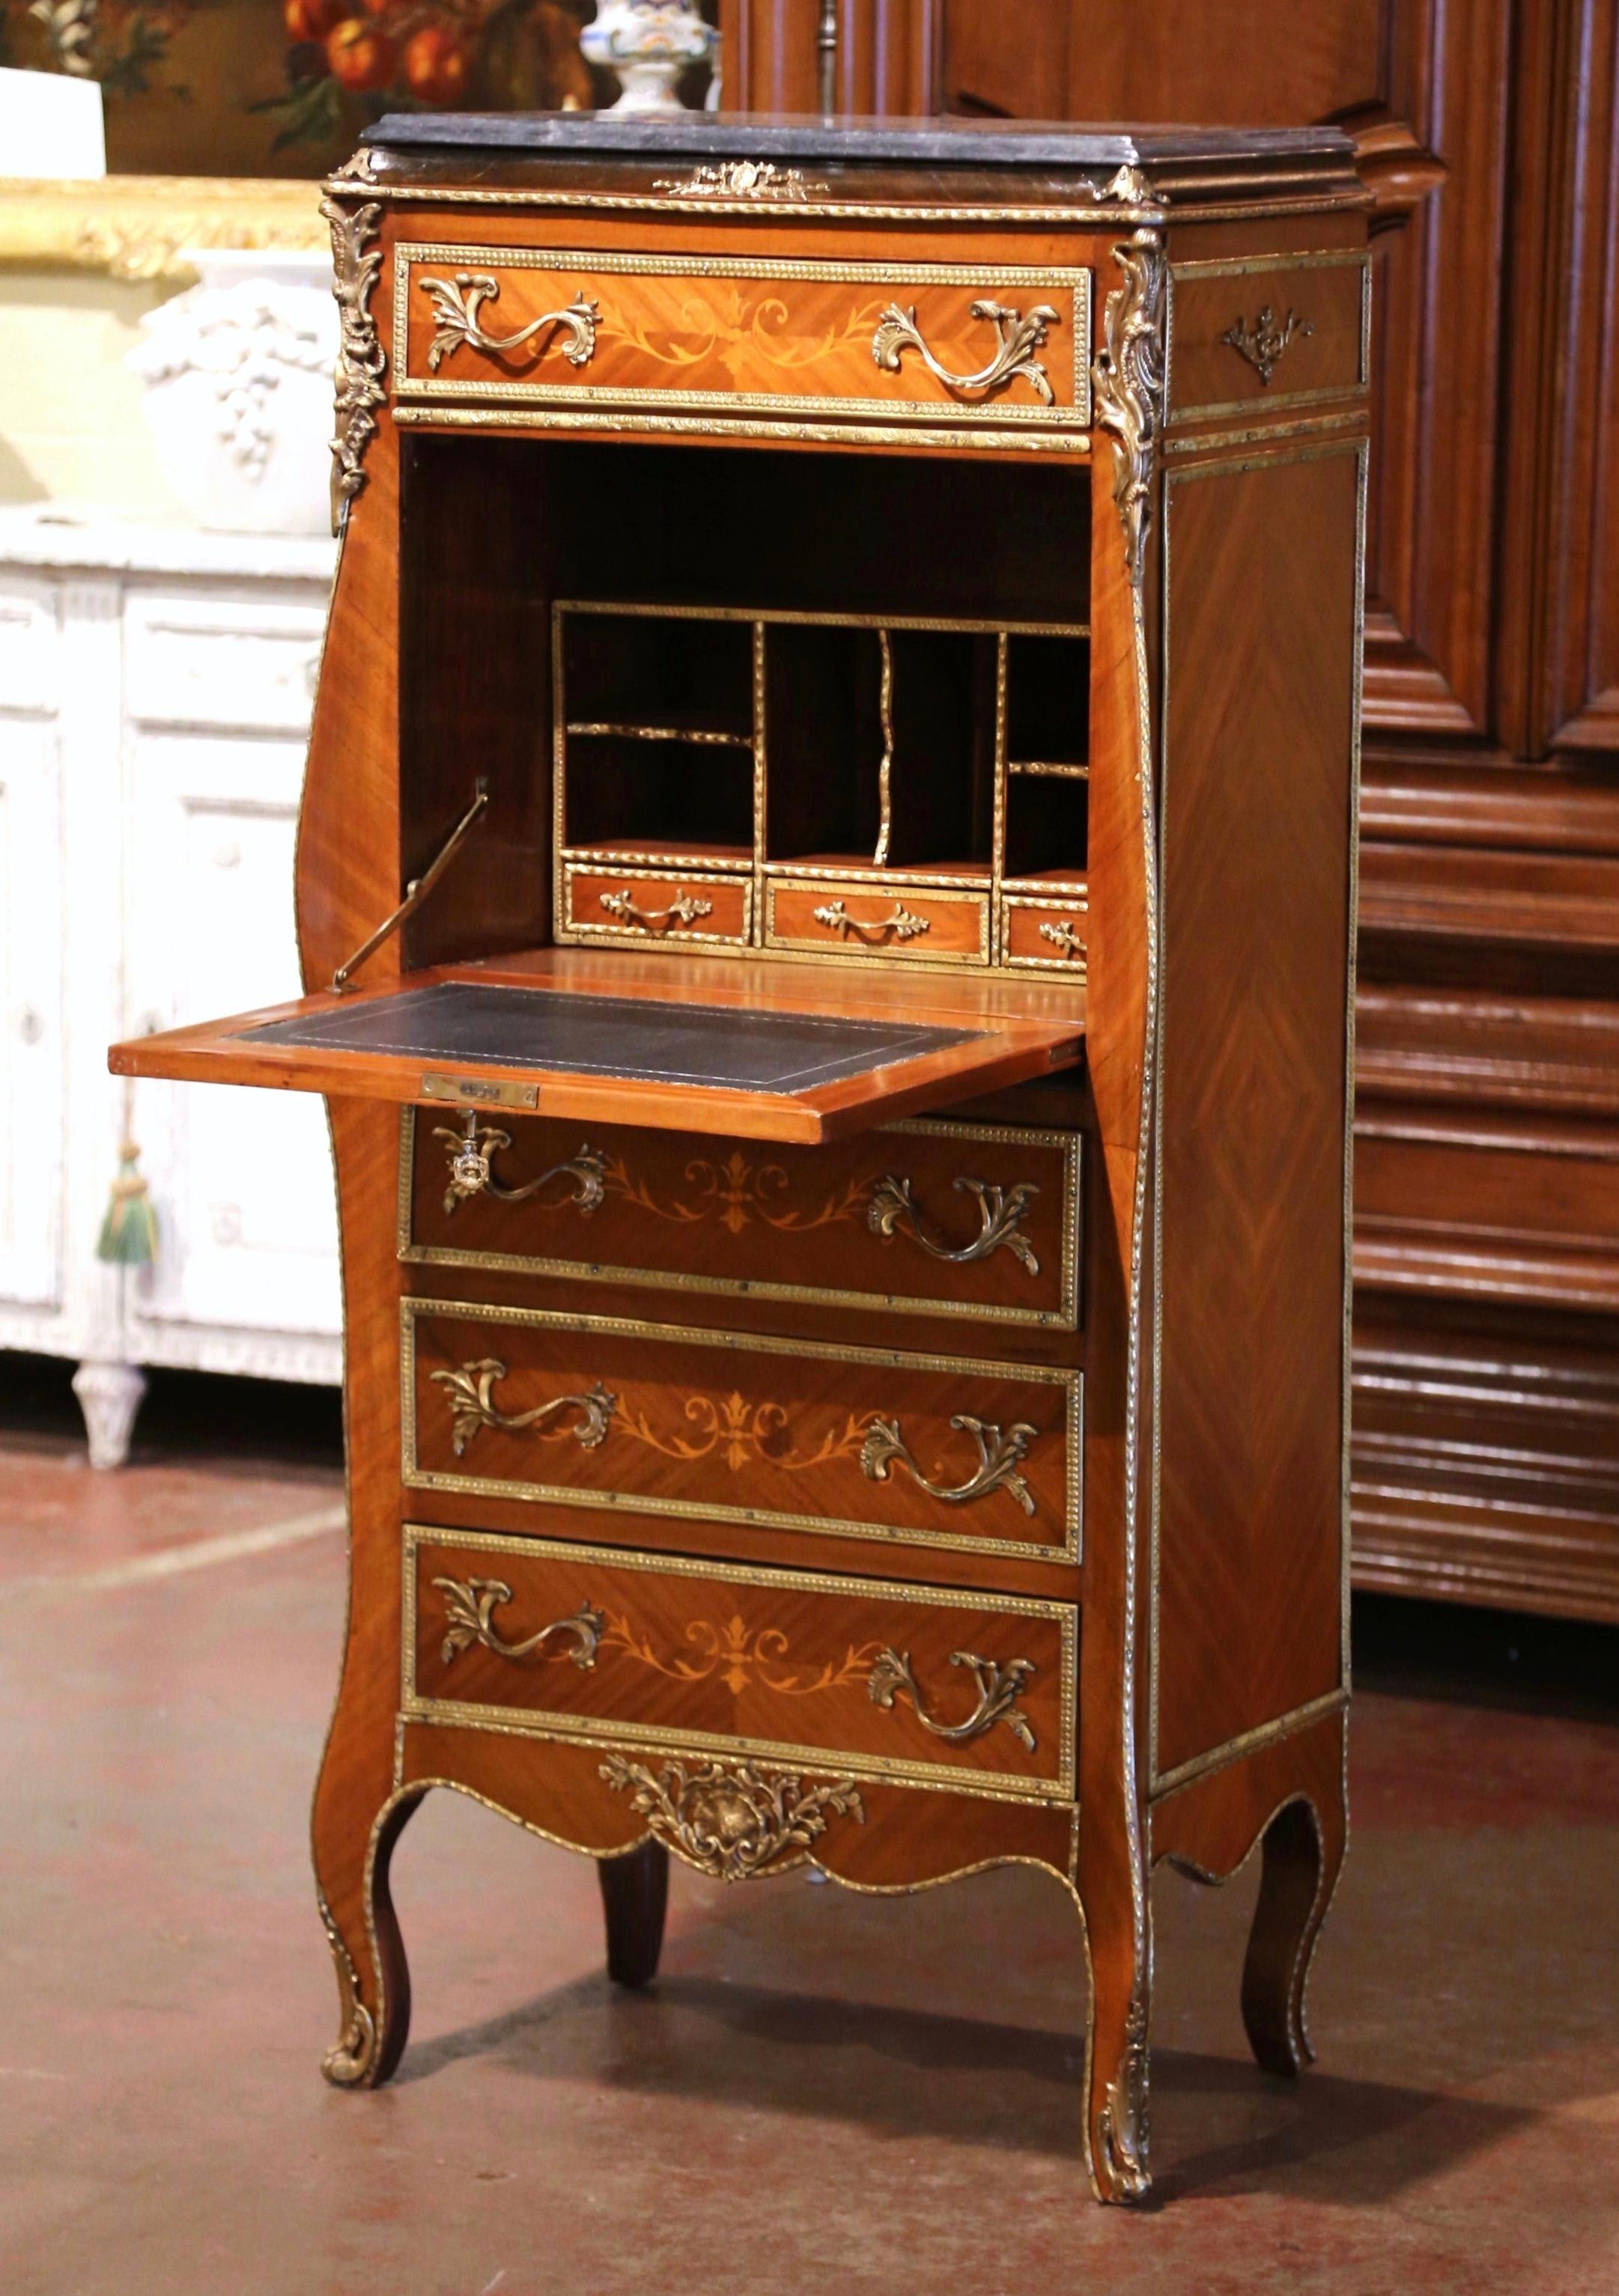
[1152,447,1360,1782]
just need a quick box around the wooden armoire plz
[716,0,1619,1624]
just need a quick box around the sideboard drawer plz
[123,591,326,735]
[561,862,752,948]
[392,241,1091,434]
[404,1524,1077,1802]
[765,878,991,966]
[1167,249,1371,421]
[402,1109,1081,1330]
[404,1299,1081,1564]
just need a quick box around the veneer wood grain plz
[111,114,1364,2205]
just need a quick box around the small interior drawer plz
[561,862,753,948]
[401,1107,1081,1329]
[404,1523,1078,1802]
[766,878,991,966]
[403,1297,1081,1565]
[1002,893,1088,975]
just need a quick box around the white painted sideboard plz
[0,508,342,1464]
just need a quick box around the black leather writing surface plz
[242,982,976,1094]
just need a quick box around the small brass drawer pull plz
[812,898,930,945]
[868,1646,1038,1752]
[430,1358,617,1458]
[601,1753,864,1883]
[1220,305,1313,386]
[421,274,600,374]
[433,1577,604,1670]
[600,886,715,936]
[873,298,1060,404]
[434,1109,607,1217]
[869,1174,1040,1276]
[860,1413,1037,1514]
[1038,919,1085,960]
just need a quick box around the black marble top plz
[243,982,977,1096]
[365,110,1352,171]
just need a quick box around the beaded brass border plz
[400,1294,1083,1566]
[399,1520,1078,1802]
[1147,1689,1346,1803]
[322,158,1361,231]
[396,1108,1084,1332]
[1164,250,1373,427]
[391,404,1090,457]
[392,240,1092,428]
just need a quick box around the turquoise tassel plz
[97,1142,159,1267]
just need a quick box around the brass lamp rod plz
[818,0,839,113]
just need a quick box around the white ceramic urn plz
[127,249,337,537]
[580,0,717,113]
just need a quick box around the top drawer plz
[402,1107,1081,1330]
[1166,249,1370,424]
[392,243,1091,435]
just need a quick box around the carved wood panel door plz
[716,0,1619,1620]
[937,0,1503,743]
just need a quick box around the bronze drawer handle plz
[860,1413,1037,1514]
[872,298,1060,404]
[433,1578,604,1670]
[868,1174,1040,1276]
[868,1647,1038,1752]
[433,1109,607,1217]
[811,898,929,945]
[600,886,715,936]
[429,1359,616,1458]
[1220,305,1313,386]
[420,275,599,373]
[1037,919,1085,960]
[601,1754,864,1883]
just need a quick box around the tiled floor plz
[2,1365,1618,2294]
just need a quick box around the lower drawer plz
[403,1297,1081,1565]
[404,1524,1077,1802]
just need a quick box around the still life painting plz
[4,0,600,174]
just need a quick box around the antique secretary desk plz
[113,112,1370,2203]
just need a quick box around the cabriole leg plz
[1083,1883,1152,2205]
[315,1787,424,2090]
[1241,1793,1345,2077]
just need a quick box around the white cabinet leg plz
[72,1359,148,1470]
